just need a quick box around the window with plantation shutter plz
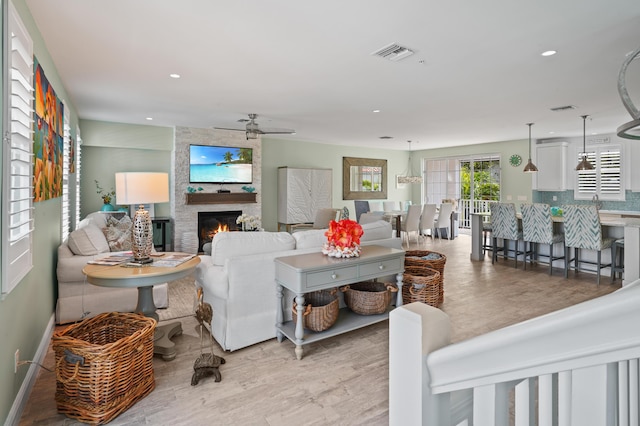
[62,114,70,241]
[575,145,623,201]
[75,126,82,229]
[2,2,34,294]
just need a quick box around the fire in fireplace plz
[197,210,242,252]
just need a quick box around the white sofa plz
[195,220,402,351]
[56,212,168,324]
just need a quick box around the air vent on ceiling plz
[588,136,611,145]
[379,136,394,139]
[550,105,577,112]
[371,43,415,62]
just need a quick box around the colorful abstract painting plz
[69,136,75,174]
[33,56,64,201]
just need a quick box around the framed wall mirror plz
[343,157,387,200]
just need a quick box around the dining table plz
[470,211,640,286]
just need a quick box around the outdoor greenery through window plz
[425,156,500,229]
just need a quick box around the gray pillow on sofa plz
[67,224,110,255]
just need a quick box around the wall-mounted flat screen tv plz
[189,144,253,184]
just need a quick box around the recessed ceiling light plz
[541,50,557,57]
[146,117,153,121]
[373,109,381,113]
[379,136,393,139]
[169,73,181,79]
[548,131,555,134]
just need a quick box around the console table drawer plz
[359,257,403,277]
[306,266,358,289]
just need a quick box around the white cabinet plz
[534,142,568,191]
[277,167,333,224]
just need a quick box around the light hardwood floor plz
[19,234,620,425]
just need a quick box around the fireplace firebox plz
[197,210,242,252]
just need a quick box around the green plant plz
[95,180,116,204]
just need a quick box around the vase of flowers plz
[95,180,116,211]
[236,214,261,231]
[322,219,364,258]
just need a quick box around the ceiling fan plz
[218,113,296,140]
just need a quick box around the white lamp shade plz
[115,172,170,205]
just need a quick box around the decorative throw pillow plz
[103,215,133,252]
[67,224,110,255]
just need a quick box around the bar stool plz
[520,203,565,275]
[562,204,615,286]
[612,239,624,280]
[482,221,492,256]
[489,202,524,268]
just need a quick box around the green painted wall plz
[0,1,80,423]
[79,120,174,218]
[261,137,411,231]
[412,139,533,207]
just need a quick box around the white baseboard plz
[5,313,55,426]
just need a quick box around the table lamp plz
[115,172,170,263]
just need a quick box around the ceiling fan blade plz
[257,127,296,135]
[214,126,245,131]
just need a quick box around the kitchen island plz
[470,211,640,285]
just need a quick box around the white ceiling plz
[24,0,640,150]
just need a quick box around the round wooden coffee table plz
[83,254,200,361]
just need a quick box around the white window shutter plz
[3,3,34,294]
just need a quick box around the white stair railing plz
[390,280,640,426]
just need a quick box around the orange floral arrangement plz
[322,219,364,258]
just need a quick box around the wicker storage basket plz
[404,250,446,304]
[402,266,442,307]
[292,289,339,332]
[53,312,156,425]
[340,281,398,315]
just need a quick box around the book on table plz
[124,253,196,268]
[87,252,133,265]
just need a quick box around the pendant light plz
[523,122,538,173]
[397,140,423,184]
[575,115,594,171]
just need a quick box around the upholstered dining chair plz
[401,204,422,245]
[383,201,401,212]
[354,200,370,222]
[434,203,454,240]
[419,204,437,239]
[562,204,615,285]
[358,212,384,225]
[489,202,523,267]
[368,201,384,213]
[290,208,340,232]
[520,203,565,275]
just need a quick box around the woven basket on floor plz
[53,312,156,425]
[402,266,442,307]
[404,250,446,304]
[292,289,339,332]
[340,281,398,315]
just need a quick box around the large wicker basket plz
[53,312,156,425]
[340,281,398,315]
[404,250,446,304]
[402,266,442,307]
[292,289,339,332]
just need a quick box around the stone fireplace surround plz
[172,127,262,252]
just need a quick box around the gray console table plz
[275,245,405,360]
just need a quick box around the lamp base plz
[129,257,154,265]
[132,205,153,262]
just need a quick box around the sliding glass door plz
[424,155,500,229]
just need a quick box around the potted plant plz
[95,180,116,211]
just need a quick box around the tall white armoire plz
[278,167,333,229]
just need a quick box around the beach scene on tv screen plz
[190,145,252,183]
